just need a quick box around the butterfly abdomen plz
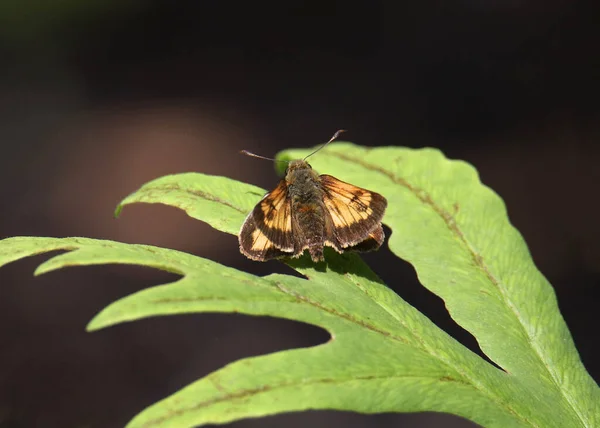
[292,201,327,262]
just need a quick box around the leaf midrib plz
[136,373,488,428]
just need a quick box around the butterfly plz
[238,130,387,263]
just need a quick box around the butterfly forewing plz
[239,180,294,261]
[319,174,387,249]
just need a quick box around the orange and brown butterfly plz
[238,130,388,263]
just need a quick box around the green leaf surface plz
[279,144,599,426]
[1,142,597,428]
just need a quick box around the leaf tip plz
[33,264,49,277]
[85,317,103,332]
[87,305,125,332]
[86,310,116,332]
[114,203,124,218]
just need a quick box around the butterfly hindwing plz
[320,174,387,251]
[238,180,294,261]
[344,224,385,252]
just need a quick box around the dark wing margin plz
[238,179,295,261]
[344,224,385,253]
[320,174,387,252]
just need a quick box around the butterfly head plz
[285,159,318,185]
[285,159,312,174]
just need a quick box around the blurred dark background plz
[1,1,599,427]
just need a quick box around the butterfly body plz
[239,158,387,263]
[286,160,329,261]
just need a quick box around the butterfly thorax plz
[285,160,328,262]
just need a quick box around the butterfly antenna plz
[303,129,347,161]
[240,150,289,163]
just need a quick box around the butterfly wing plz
[319,174,387,252]
[239,179,295,261]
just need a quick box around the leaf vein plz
[273,280,530,426]
[153,184,247,213]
